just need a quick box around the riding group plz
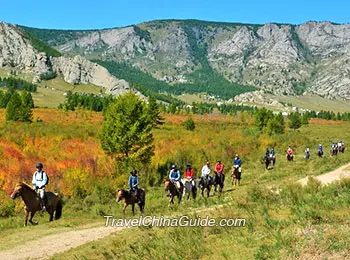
[263,141,345,170]
[10,140,346,222]
[123,154,242,209]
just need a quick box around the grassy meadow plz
[0,108,349,259]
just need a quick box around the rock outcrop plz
[0,22,132,95]
[51,56,130,94]
[0,22,48,74]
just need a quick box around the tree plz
[288,112,302,130]
[100,93,154,165]
[6,91,22,121]
[21,90,34,108]
[266,113,285,135]
[254,107,273,130]
[301,113,309,125]
[147,95,163,127]
[184,117,195,131]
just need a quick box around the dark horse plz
[331,147,338,157]
[317,150,324,158]
[10,183,63,226]
[263,155,276,170]
[164,180,183,205]
[286,153,294,161]
[116,189,145,215]
[213,173,225,193]
[198,176,212,197]
[231,166,241,186]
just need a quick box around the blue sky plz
[1,0,349,29]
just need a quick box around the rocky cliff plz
[0,22,130,95]
[24,20,350,100]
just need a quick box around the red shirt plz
[185,169,194,178]
[215,163,224,174]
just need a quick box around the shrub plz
[0,190,16,217]
[183,117,195,131]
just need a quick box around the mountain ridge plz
[2,19,350,101]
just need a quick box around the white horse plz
[181,178,197,200]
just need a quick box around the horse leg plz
[132,204,135,216]
[49,211,54,222]
[123,202,128,216]
[24,209,29,227]
[29,211,38,225]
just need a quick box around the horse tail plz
[55,199,63,220]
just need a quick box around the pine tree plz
[288,112,302,130]
[147,95,163,127]
[6,91,22,121]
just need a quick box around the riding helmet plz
[36,162,43,169]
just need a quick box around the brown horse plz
[164,180,183,205]
[10,183,63,226]
[231,166,241,186]
[116,189,145,215]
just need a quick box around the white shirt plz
[201,165,211,177]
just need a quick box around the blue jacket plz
[234,158,242,167]
[169,169,181,181]
[270,150,276,156]
[318,145,323,151]
[128,175,139,189]
[32,170,48,189]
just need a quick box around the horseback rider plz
[184,163,195,186]
[128,169,140,203]
[169,164,181,190]
[270,147,276,158]
[214,160,224,177]
[286,146,293,158]
[305,147,310,158]
[201,161,211,182]
[233,154,242,173]
[265,148,270,159]
[32,162,48,212]
[318,144,323,153]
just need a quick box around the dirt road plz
[298,163,350,186]
[0,224,130,260]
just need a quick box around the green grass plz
[1,113,350,259]
[29,124,350,258]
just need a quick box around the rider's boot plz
[40,198,46,213]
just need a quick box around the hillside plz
[20,19,350,100]
[0,22,132,96]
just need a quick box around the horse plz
[116,189,145,215]
[10,183,63,226]
[213,172,225,193]
[263,154,275,170]
[286,153,294,161]
[304,151,310,159]
[317,150,323,158]
[330,147,338,157]
[231,166,241,186]
[164,180,183,205]
[181,178,197,200]
[198,176,212,197]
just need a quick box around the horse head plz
[164,179,170,192]
[10,183,24,199]
[116,189,125,202]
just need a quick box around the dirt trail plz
[298,163,350,186]
[0,225,130,260]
